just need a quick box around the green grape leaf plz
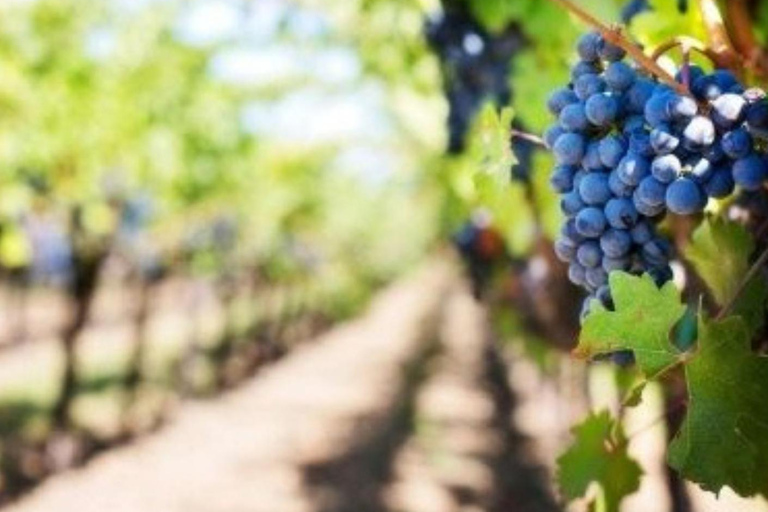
[577,272,686,376]
[629,0,706,52]
[557,410,643,512]
[470,104,516,186]
[668,315,768,497]
[684,216,768,333]
[467,0,519,32]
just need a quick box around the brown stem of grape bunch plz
[547,0,689,95]
[695,0,742,71]
[722,0,768,79]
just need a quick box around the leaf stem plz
[715,244,768,320]
[547,0,689,95]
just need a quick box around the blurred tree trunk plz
[213,272,239,389]
[121,271,159,431]
[51,248,107,430]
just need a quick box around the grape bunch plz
[545,31,768,318]
[424,8,524,155]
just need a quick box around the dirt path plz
[385,281,558,512]
[6,261,453,512]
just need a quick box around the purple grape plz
[599,134,628,168]
[604,61,635,91]
[605,197,639,229]
[575,206,608,237]
[732,154,768,190]
[577,240,603,268]
[666,177,705,214]
[560,103,590,131]
[553,132,586,165]
[585,93,620,127]
[651,154,681,183]
[579,172,612,205]
[600,228,632,258]
[721,128,752,159]
[617,153,650,185]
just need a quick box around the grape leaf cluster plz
[546,31,768,317]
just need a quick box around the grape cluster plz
[546,31,768,317]
[424,9,524,155]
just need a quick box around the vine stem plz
[715,244,768,320]
[650,36,722,68]
[547,0,689,96]
[724,0,768,78]
[695,0,742,71]
[510,128,547,148]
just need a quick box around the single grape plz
[651,154,681,183]
[703,168,735,198]
[732,154,768,190]
[666,177,705,214]
[585,266,609,289]
[553,132,586,165]
[562,218,586,243]
[550,165,576,193]
[560,103,590,131]
[746,100,768,132]
[644,92,673,126]
[598,134,627,168]
[554,236,578,262]
[604,61,635,92]
[617,153,650,186]
[721,128,752,159]
[577,240,603,268]
[579,172,612,205]
[682,115,716,149]
[576,32,602,63]
[561,190,585,217]
[711,93,747,129]
[585,93,620,127]
[600,228,632,258]
[630,220,653,245]
[604,197,639,229]
[575,206,608,237]
[568,263,587,286]
[635,176,667,207]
